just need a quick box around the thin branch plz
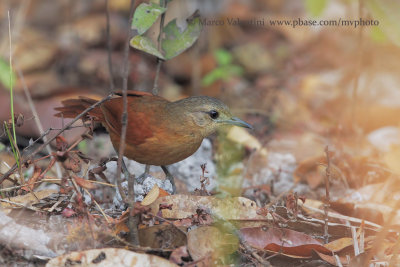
[0,93,115,184]
[323,146,331,244]
[152,0,167,95]
[17,66,62,179]
[105,0,115,92]
[114,0,139,246]
[83,187,110,224]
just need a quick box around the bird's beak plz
[221,117,253,129]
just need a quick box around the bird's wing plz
[101,92,167,146]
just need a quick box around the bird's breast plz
[110,126,204,166]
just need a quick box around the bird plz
[55,91,252,193]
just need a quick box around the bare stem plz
[152,0,167,95]
[114,0,139,246]
[105,0,115,92]
[17,66,63,179]
[323,146,331,244]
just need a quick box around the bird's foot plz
[136,164,151,184]
[161,166,176,194]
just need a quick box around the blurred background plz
[1,0,400,221]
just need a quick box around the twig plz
[105,0,115,92]
[83,188,110,224]
[152,0,167,95]
[0,177,114,192]
[0,93,115,184]
[149,213,187,235]
[114,0,139,246]
[17,66,63,179]
[21,124,91,154]
[127,172,139,243]
[211,212,271,266]
[323,146,331,244]
[0,198,41,212]
[299,204,381,230]
[47,196,66,213]
[240,241,271,266]
[69,176,97,248]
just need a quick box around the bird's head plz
[169,96,253,138]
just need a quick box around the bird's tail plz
[54,96,104,122]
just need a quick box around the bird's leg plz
[161,165,176,194]
[136,164,151,184]
[121,159,131,179]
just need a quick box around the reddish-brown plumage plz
[55,90,252,167]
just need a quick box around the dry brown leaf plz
[312,249,347,266]
[324,236,375,253]
[294,155,347,189]
[240,226,331,258]
[187,226,238,262]
[46,248,178,267]
[73,175,97,190]
[139,225,186,249]
[62,153,82,173]
[141,184,160,206]
[149,195,265,220]
[0,189,58,209]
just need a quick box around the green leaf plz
[202,65,243,86]
[0,58,16,90]
[130,35,165,59]
[131,3,167,34]
[78,140,88,154]
[214,49,233,66]
[305,0,327,17]
[161,16,202,60]
[366,0,400,47]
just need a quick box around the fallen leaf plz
[62,207,76,218]
[149,195,264,220]
[46,248,178,267]
[73,175,97,190]
[240,226,331,258]
[141,184,160,206]
[312,249,347,266]
[169,246,189,265]
[139,224,186,249]
[187,226,238,262]
[0,189,58,209]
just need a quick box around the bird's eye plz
[209,110,219,119]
